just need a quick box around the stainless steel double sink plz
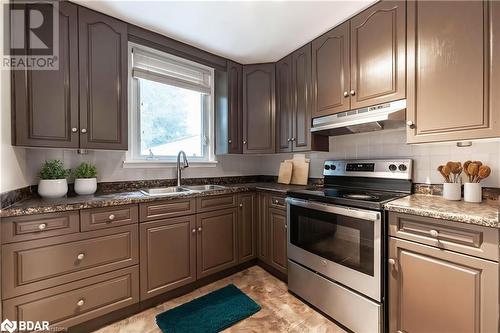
[140,184,226,197]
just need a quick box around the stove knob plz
[330,164,336,171]
[324,165,331,170]
[398,164,407,171]
[389,164,397,172]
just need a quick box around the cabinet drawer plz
[197,194,236,212]
[3,266,139,331]
[140,198,195,222]
[2,225,138,299]
[389,212,499,261]
[1,212,80,244]
[269,195,286,210]
[80,205,138,231]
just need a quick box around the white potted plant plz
[38,160,70,199]
[73,162,98,195]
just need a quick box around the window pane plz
[139,78,204,158]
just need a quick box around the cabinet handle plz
[284,224,287,229]
[239,203,243,208]
[291,137,296,142]
[243,140,247,145]
[343,91,349,97]
[429,229,439,238]
[406,120,415,129]
[191,228,196,234]
[38,223,47,231]
[287,138,291,142]
[274,200,279,204]
[388,258,396,265]
[76,299,85,307]
[71,128,78,133]
[228,139,232,144]
[108,214,115,221]
[81,128,87,134]
[198,227,202,232]
[77,253,85,261]
[350,90,355,96]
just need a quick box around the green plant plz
[73,162,98,179]
[39,160,70,180]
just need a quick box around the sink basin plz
[140,186,193,196]
[183,185,226,191]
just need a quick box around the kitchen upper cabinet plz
[78,7,128,150]
[268,208,287,275]
[227,61,244,153]
[242,63,276,154]
[12,2,79,148]
[389,237,499,333]
[140,216,196,300]
[237,193,257,263]
[312,21,350,117]
[350,1,406,109]
[406,0,500,143]
[196,208,238,278]
[276,56,293,152]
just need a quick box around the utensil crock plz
[442,183,461,201]
[464,183,482,203]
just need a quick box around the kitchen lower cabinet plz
[268,208,288,275]
[196,208,238,278]
[237,193,257,263]
[406,0,500,143]
[257,193,269,263]
[139,216,196,300]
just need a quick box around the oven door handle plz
[286,197,381,221]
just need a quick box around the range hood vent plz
[311,99,407,136]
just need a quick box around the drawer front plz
[2,225,139,299]
[140,198,195,222]
[389,212,499,261]
[197,194,236,213]
[3,266,139,331]
[269,195,286,210]
[1,212,80,244]
[80,205,138,231]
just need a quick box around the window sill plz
[122,160,218,169]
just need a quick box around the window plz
[127,43,215,165]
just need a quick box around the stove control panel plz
[324,159,412,180]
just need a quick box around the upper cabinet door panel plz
[407,0,500,143]
[350,1,406,109]
[78,8,128,150]
[312,21,350,117]
[242,64,276,154]
[292,44,312,151]
[12,2,79,148]
[227,61,243,154]
[276,56,293,152]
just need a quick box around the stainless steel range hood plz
[311,99,407,136]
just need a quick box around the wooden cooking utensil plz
[467,163,479,183]
[463,160,472,182]
[472,161,483,167]
[442,165,452,183]
[437,165,449,183]
[477,165,491,183]
[450,162,462,183]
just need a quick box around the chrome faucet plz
[176,151,189,187]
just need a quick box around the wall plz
[259,129,500,188]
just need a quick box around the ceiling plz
[72,0,377,64]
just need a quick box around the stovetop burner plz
[343,193,379,200]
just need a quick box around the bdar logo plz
[0,319,17,333]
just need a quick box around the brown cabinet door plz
[268,208,287,275]
[257,193,269,263]
[291,44,312,152]
[276,55,293,152]
[227,61,244,154]
[238,193,257,263]
[12,2,79,148]
[78,7,128,150]
[389,237,499,333]
[350,1,405,109]
[312,21,350,117]
[242,63,276,153]
[407,0,500,143]
[140,216,196,300]
[196,208,238,278]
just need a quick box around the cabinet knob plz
[239,203,243,208]
[291,137,296,142]
[406,120,415,129]
[77,253,85,261]
[429,229,439,238]
[287,138,291,142]
[191,228,196,234]
[81,128,87,134]
[243,140,247,145]
[198,227,202,232]
[71,128,78,133]
[388,258,397,265]
[343,91,349,97]
[321,259,327,266]
[274,200,279,204]
[284,224,287,229]
[38,223,47,231]
[228,139,232,144]
[108,214,115,221]
[76,299,85,307]
[350,90,355,96]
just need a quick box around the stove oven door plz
[286,197,382,301]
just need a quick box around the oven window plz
[289,205,375,276]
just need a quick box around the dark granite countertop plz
[384,194,499,228]
[0,182,311,218]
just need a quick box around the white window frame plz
[124,42,216,168]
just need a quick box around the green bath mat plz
[156,284,261,333]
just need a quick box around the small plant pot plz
[74,178,97,195]
[38,179,68,199]
[464,183,482,203]
[442,183,461,201]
